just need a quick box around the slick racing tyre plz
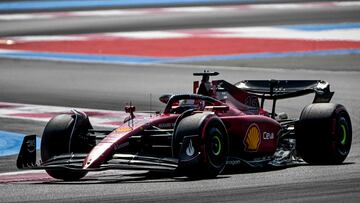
[41,113,93,181]
[173,113,228,178]
[296,103,352,164]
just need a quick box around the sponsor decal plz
[115,127,132,133]
[226,159,242,166]
[158,123,174,128]
[263,132,275,140]
[245,96,259,107]
[244,123,261,152]
[186,140,195,157]
[26,139,36,153]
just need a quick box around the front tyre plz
[41,114,92,180]
[173,113,228,178]
[296,103,352,164]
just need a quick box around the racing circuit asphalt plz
[1,2,360,37]
[1,1,360,202]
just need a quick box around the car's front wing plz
[16,135,178,172]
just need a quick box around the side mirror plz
[125,105,136,113]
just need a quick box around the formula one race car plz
[17,71,352,180]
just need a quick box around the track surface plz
[1,2,360,37]
[1,1,360,202]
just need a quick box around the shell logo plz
[244,123,261,152]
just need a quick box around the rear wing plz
[233,80,334,118]
[235,80,334,103]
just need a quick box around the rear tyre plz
[173,113,228,178]
[296,103,352,164]
[41,113,93,180]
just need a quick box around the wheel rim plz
[337,117,350,156]
[340,123,347,145]
[207,128,226,168]
[211,135,222,156]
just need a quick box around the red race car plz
[17,71,352,180]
